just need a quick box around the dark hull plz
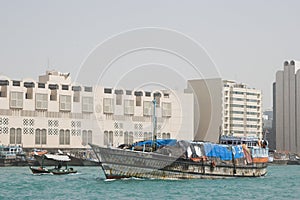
[90,144,268,180]
[29,166,77,175]
[29,166,51,174]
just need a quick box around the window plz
[36,93,48,110]
[59,129,70,145]
[25,88,33,99]
[62,85,69,90]
[166,133,171,139]
[38,83,45,88]
[82,130,87,146]
[65,130,70,145]
[116,95,122,105]
[60,95,71,111]
[10,92,23,109]
[103,98,114,114]
[124,100,134,115]
[24,82,35,88]
[82,96,93,113]
[10,128,15,144]
[88,130,92,144]
[10,128,22,144]
[136,96,141,106]
[154,93,161,107]
[0,86,7,97]
[12,81,21,86]
[126,90,132,95]
[72,86,81,91]
[104,88,112,94]
[104,131,109,146]
[48,84,58,90]
[109,131,113,146]
[162,102,172,117]
[84,87,93,92]
[50,90,57,101]
[35,129,41,144]
[41,129,47,144]
[134,91,143,106]
[0,80,9,86]
[73,91,80,102]
[36,129,47,145]
[145,92,151,97]
[59,129,65,145]
[143,101,152,116]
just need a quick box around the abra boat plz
[90,140,268,180]
[29,154,77,175]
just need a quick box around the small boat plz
[51,167,77,175]
[29,154,77,175]
[29,166,51,174]
[0,145,27,166]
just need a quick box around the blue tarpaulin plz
[132,139,177,148]
[203,143,244,160]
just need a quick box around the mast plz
[152,98,157,151]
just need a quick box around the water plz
[0,165,299,200]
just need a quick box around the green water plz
[0,165,299,200]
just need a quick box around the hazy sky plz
[1,0,300,109]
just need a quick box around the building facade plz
[274,60,300,153]
[187,78,262,142]
[0,71,194,150]
[222,80,262,139]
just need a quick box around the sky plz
[1,0,300,109]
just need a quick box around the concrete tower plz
[274,60,300,153]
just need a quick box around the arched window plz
[162,132,166,139]
[109,131,113,146]
[166,133,171,139]
[10,128,15,144]
[65,130,70,145]
[82,130,87,146]
[59,129,65,145]
[16,128,22,144]
[41,129,47,145]
[104,131,108,146]
[88,130,92,144]
[35,129,41,144]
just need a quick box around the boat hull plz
[29,166,51,174]
[90,144,267,180]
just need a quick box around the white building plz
[187,78,262,142]
[222,80,262,139]
[0,71,194,150]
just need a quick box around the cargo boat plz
[90,99,268,180]
[90,140,268,180]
